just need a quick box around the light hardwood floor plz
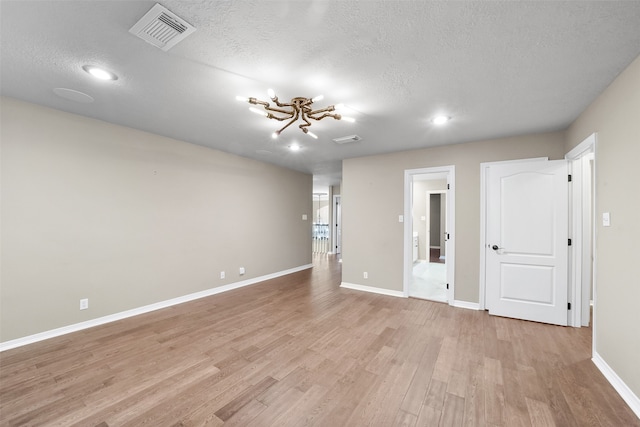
[1,255,638,426]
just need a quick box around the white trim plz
[564,133,597,330]
[592,352,640,419]
[452,300,480,310]
[0,264,313,352]
[403,166,455,305]
[340,282,405,298]
[332,194,342,255]
[566,133,597,159]
[478,157,548,310]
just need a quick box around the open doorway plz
[403,166,455,304]
[312,193,329,253]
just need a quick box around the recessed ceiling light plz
[431,115,450,125]
[82,65,118,81]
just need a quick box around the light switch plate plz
[398,215,404,223]
[603,212,610,227]
[302,214,307,220]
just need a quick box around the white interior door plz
[486,159,569,325]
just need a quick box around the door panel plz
[486,160,568,326]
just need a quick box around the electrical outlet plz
[363,272,368,279]
[239,267,245,275]
[80,298,89,310]
[220,271,225,279]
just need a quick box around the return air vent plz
[332,135,362,144]
[129,3,196,51]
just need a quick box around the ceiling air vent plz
[129,3,196,51]
[332,135,362,144]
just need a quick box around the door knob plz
[491,245,503,250]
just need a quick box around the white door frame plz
[565,133,597,328]
[478,157,549,310]
[403,166,455,303]
[332,194,342,255]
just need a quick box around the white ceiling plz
[2,1,640,188]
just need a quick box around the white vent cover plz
[129,3,196,51]
[332,135,362,144]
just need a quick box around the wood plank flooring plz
[1,254,637,426]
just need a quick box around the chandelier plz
[236,89,354,139]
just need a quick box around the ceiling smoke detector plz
[129,3,196,51]
[332,135,362,144]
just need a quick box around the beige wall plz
[342,132,565,302]
[0,97,312,342]
[565,55,640,398]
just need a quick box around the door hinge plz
[568,302,571,310]
[446,283,449,290]
[568,174,572,182]
[568,238,572,246]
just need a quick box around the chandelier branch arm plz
[270,96,294,108]
[264,105,295,117]
[307,112,342,121]
[248,97,270,108]
[299,114,313,133]
[275,109,301,135]
[266,113,295,122]
[307,105,336,116]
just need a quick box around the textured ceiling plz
[2,1,640,188]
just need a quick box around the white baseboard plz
[592,351,640,419]
[0,264,313,352]
[340,282,405,298]
[452,300,480,310]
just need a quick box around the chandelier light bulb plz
[334,103,344,110]
[271,132,279,139]
[289,144,301,151]
[311,95,324,103]
[341,116,356,123]
[267,88,276,99]
[236,95,249,102]
[307,131,318,139]
[249,107,268,117]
